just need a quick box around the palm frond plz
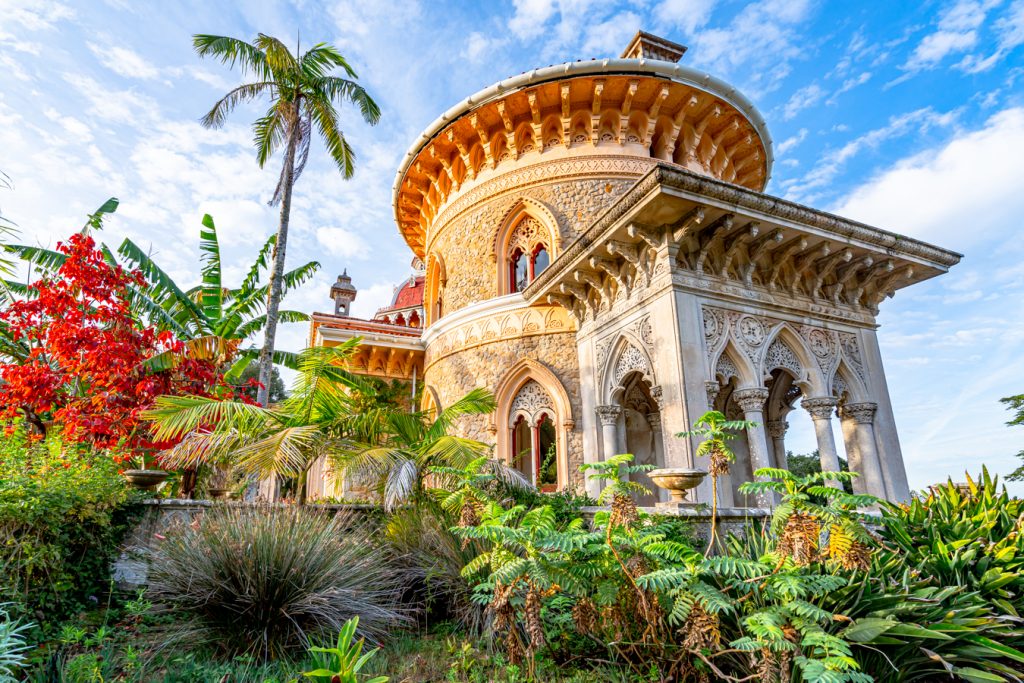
[300,44,358,79]
[428,388,496,441]
[254,33,297,74]
[199,81,276,128]
[192,34,271,80]
[235,425,321,478]
[254,102,287,169]
[308,96,355,178]
[318,76,381,125]
[144,395,274,441]
[6,244,66,273]
[198,214,223,322]
[240,233,275,293]
[117,238,205,326]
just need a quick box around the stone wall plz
[428,166,642,315]
[425,331,585,487]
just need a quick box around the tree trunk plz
[256,122,299,408]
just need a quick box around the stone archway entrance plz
[617,371,664,506]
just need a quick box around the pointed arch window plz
[505,217,550,294]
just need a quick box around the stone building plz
[308,31,960,505]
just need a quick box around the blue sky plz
[2,0,1023,493]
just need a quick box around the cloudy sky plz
[2,0,1023,493]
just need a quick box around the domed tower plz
[393,31,772,491]
[388,30,958,503]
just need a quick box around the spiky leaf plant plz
[147,506,410,661]
[0,603,32,683]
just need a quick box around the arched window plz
[425,253,446,326]
[408,310,420,328]
[395,313,406,326]
[505,217,550,294]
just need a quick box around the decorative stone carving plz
[624,383,652,413]
[510,380,555,426]
[732,387,769,413]
[802,396,838,420]
[636,316,654,349]
[831,376,848,401]
[705,380,720,407]
[806,329,832,359]
[614,343,649,384]
[649,384,664,408]
[840,402,877,424]
[765,420,789,439]
[764,339,802,378]
[738,315,766,347]
[645,412,662,430]
[506,217,549,258]
[716,355,739,383]
[596,404,622,425]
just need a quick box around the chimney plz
[620,31,687,63]
[330,269,357,316]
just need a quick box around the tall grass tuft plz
[147,506,411,661]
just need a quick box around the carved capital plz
[732,387,769,414]
[705,380,720,407]
[562,419,576,431]
[802,396,838,420]
[765,419,789,439]
[645,412,662,431]
[650,384,664,408]
[840,401,877,424]
[596,405,622,425]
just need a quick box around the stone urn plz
[648,468,707,505]
[122,469,170,492]
[208,487,234,500]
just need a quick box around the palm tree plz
[333,387,518,511]
[192,33,381,407]
[677,410,755,554]
[145,341,366,505]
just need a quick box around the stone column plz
[529,419,541,486]
[839,402,886,498]
[766,419,788,470]
[646,412,666,502]
[596,405,622,461]
[802,397,843,490]
[731,388,774,507]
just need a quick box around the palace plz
[306,31,961,506]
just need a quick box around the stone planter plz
[122,469,170,492]
[207,488,234,500]
[648,468,707,505]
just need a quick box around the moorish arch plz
[424,252,447,326]
[421,384,442,419]
[493,199,561,295]
[602,332,658,405]
[492,359,574,491]
[757,324,827,396]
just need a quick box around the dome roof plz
[392,36,773,257]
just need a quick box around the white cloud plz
[508,0,560,41]
[316,226,372,260]
[902,0,1001,73]
[781,84,825,120]
[826,71,871,104]
[580,11,642,57]
[350,281,398,319]
[87,42,160,80]
[958,0,1024,72]
[775,127,807,154]
[62,73,160,125]
[783,107,959,202]
[654,0,717,35]
[2,0,74,31]
[832,107,1024,251]
[464,31,508,61]
[688,0,815,95]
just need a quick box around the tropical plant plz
[192,32,380,405]
[146,505,410,661]
[0,228,220,450]
[335,387,521,511]
[145,341,363,504]
[0,603,32,683]
[303,616,389,683]
[8,208,319,383]
[740,467,878,569]
[676,410,755,552]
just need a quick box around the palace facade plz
[307,32,961,506]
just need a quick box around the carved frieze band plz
[703,304,865,398]
[424,305,575,369]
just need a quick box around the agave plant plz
[147,505,410,662]
[0,603,32,683]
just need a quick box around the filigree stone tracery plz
[614,344,650,384]
[764,339,802,378]
[506,217,549,258]
[716,355,739,383]
[510,380,555,426]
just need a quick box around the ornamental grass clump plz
[147,505,411,662]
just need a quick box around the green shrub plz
[0,427,139,625]
[147,505,411,661]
